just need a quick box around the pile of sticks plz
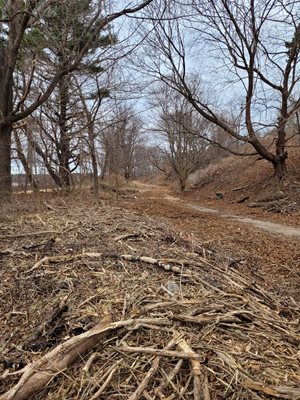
[0,201,299,399]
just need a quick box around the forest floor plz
[0,185,299,400]
[124,181,300,301]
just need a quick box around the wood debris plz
[0,198,299,399]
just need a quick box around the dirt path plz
[134,182,300,239]
[124,182,300,300]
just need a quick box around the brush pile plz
[0,197,299,399]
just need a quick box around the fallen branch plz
[0,317,171,400]
[128,357,161,400]
[0,230,60,240]
[243,379,300,399]
[24,295,69,351]
[128,335,181,400]
[173,313,243,326]
[24,252,102,275]
[119,343,199,360]
[89,361,121,400]
[237,195,250,204]
[177,337,210,400]
[0,314,112,400]
[114,232,141,241]
[120,254,225,293]
[82,352,101,374]
[154,359,183,398]
[231,185,249,192]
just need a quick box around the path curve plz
[134,182,300,239]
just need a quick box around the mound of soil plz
[188,146,300,207]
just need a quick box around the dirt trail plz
[135,182,300,239]
[126,181,300,300]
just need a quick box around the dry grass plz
[0,193,299,399]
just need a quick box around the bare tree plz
[13,127,39,193]
[152,86,209,190]
[124,142,159,178]
[75,72,113,198]
[100,106,143,181]
[143,0,300,179]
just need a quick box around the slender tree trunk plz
[88,122,99,199]
[91,152,99,198]
[0,123,12,199]
[14,130,39,192]
[100,154,107,180]
[58,74,71,190]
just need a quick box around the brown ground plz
[0,185,299,399]
[123,182,300,302]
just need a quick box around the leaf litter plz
[0,195,299,399]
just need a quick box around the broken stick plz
[177,337,210,400]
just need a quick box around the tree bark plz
[88,121,99,198]
[91,146,99,198]
[274,128,288,179]
[57,75,71,190]
[100,153,107,180]
[272,158,287,180]
[178,175,186,192]
[0,43,13,199]
[250,137,288,180]
[0,124,12,199]
[14,130,39,192]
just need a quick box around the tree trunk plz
[0,124,12,199]
[58,163,71,190]
[58,74,71,191]
[0,44,13,200]
[273,128,287,179]
[88,122,99,199]
[100,154,107,180]
[272,158,287,180]
[14,130,39,192]
[28,136,64,189]
[91,152,99,198]
[178,175,186,192]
